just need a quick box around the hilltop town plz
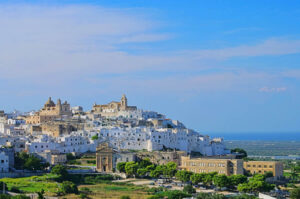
[0,96,296,199]
[0,95,228,161]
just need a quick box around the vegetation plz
[61,181,79,194]
[231,148,247,158]
[183,184,196,194]
[237,174,274,193]
[225,140,300,156]
[290,187,300,199]
[148,190,191,199]
[0,195,30,199]
[117,162,126,173]
[51,165,69,181]
[125,162,139,177]
[196,193,257,199]
[14,152,49,171]
[0,174,60,193]
[213,174,230,188]
[120,196,131,199]
[91,135,99,140]
[175,170,193,183]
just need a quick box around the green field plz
[225,140,300,156]
[0,174,60,194]
[0,174,153,199]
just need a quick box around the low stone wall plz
[0,172,44,179]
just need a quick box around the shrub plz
[183,184,196,194]
[290,187,300,199]
[80,187,92,194]
[51,165,69,181]
[120,196,131,199]
[61,181,78,194]
[9,186,21,193]
[12,195,30,199]
[0,195,10,199]
[79,193,89,199]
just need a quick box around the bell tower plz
[121,94,127,110]
[56,98,62,114]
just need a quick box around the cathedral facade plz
[92,95,137,118]
[26,97,72,124]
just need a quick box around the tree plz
[228,174,248,186]
[137,168,148,177]
[51,165,69,181]
[290,187,300,199]
[150,165,164,178]
[15,152,48,171]
[146,164,155,172]
[91,135,98,140]
[202,172,217,187]
[190,173,205,185]
[14,152,29,170]
[231,148,247,158]
[37,189,45,199]
[264,171,273,178]
[183,185,196,194]
[237,174,274,193]
[61,181,78,194]
[213,175,230,188]
[24,155,49,171]
[66,153,76,161]
[175,170,193,183]
[163,162,177,178]
[117,162,126,173]
[139,158,152,168]
[125,162,139,177]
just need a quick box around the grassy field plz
[0,174,152,199]
[0,174,60,194]
[75,184,151,199]
[225,140,300,156]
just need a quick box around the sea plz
[207,132,300,141]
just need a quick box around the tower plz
[56,98,62,114]
[121,94,127,110]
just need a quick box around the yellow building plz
[26,97,72,124]
[180,156,244,176]
[243,161,283,177]
[92,95,137,117]
[51,153,67,165]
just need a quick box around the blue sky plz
[0,0,300,133]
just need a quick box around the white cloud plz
[0,3,298,97]
[259,87,287,93]
[119,34,171,43]
[191,39,300,60]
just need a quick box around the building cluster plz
[0,95,230,171]
[0,95,284,177]
[96,142,284,177]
